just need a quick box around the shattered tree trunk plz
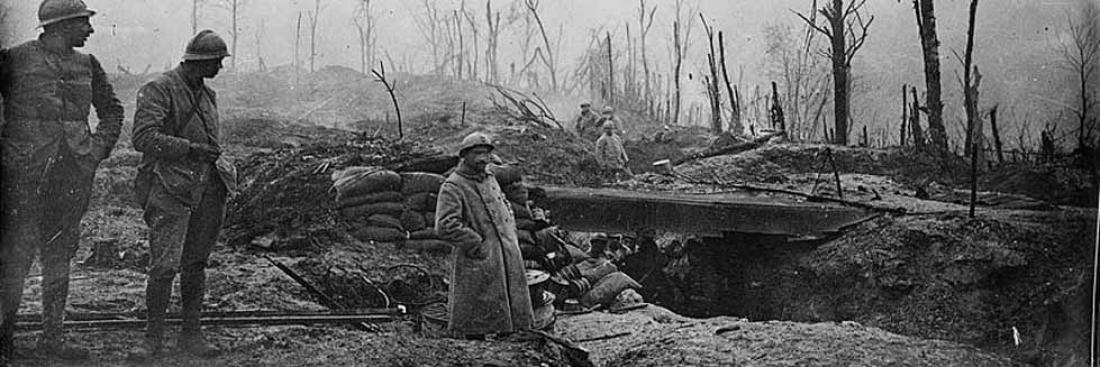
[771,81,786,132]
[701,14,722,134]
[910,87,924,148]
[914,0,949,154]
[900,84,908,146]
[828,0,849,145]
[990,105,1004,164]
[962,0,980,218]
[719,31,742,135]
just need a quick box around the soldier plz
[0,0,124,361]
[128,30,237,360]
[574,102,599,140]
[596,120,631,175]
[435,132,534,339]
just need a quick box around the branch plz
[370,61,403,139]
[793,9,832,39]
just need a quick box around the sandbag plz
[575,257,618,285]
[400,172,446,195]
[400,239,453,253]
[337,191,404,209]
[400,210,427,231]
[409,228,441,240]
[332,167,402,198]
[366,214,403,229]
[352,226,407,243]
[490,164,523,186]
[580,272,642,308]
[423,212,437,228]
[340,202,405,219]
[405,193,438,212]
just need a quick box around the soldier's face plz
[461,146,493,172]
[193,58,224,79]
[60,17,94,48]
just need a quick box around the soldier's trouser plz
[141,172,225,342]
[1,146,96,353]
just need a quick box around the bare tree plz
[700,14,723,134]
[913,0,949,154]
[523,0,558,91]
[795,0,873,145]
[1059,3,1100,149]
[719,31,743,135]
[352,0,377,74]
[414,0,444,74]
[484,0,503,84]
[307,0,322,73]
[637,0,657,116]
[371,61,403,139]
[764,23,830,142]
[192,0,201,35]
[255,17,266,71]
[211,0,246,70]
[671,0,695,126]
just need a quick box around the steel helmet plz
[183,30,231,61]
[38,0,96,28]
[458,132,494,156]
[602,106,615,114]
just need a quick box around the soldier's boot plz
[127,278,171,362]
[35,252,88,361]
[179,268,219,358]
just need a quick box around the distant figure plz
[1,0,124,362]
[435,132,534,339]
[596,120,631,175]
[129,30,238,360]
[574,102,600,140]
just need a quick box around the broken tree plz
[913,0,949,155]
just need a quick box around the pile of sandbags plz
[332,166,451,253]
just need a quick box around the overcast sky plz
[1,0,1094,146]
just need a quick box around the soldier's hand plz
[466,242,488,260]
[188,143,221,163]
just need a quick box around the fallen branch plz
[671,131,784,166]
[264,255,378,332]
[489,85,562,129]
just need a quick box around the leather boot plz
[128,278,171,361]
[179,267,218,358]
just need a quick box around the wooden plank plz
[538,186,876,236]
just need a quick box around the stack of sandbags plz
[331,166,450,253]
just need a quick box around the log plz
[671,131,785,166]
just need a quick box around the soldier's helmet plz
[458,132,494,156]
[183,30,231,61]
[602,106,615,114]
[38,0,96,28]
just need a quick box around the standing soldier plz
[596,121,632,177]
[0,0,123,362]
[574,102,599,140]
[435,132,534,339]
[128,30,236,360]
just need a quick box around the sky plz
[1,0,1095,148]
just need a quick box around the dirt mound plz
[225,136,440,247]
[222,115,359,149]
[492,125,618,186]
[800,210,1095,364]
[556,305,1017,366]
